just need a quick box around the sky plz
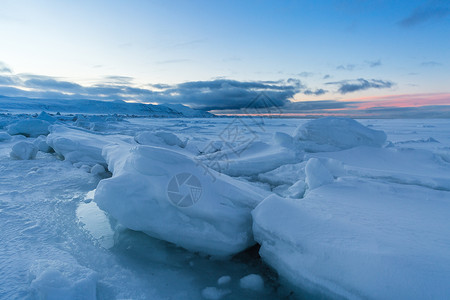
[0,0,449,117]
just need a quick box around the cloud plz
[162,79,302,110]
[0,62,12,73]
[323,74,331,79]
[211,100,356,116]
[283,100,353,111]
[362,105,450,118]
[303,88,327,96]
[421,61,443,67]
[336,64,356,71]
[297,72,314,77]
[0,74,19,85]
[103,75,134,84]
[326,78,394,94]
[0,71,303,111]
[399,1,450,27]
[23,76,83,92]
[337,60,382,71]
[367,59,382,67]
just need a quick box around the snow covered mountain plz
[0,95,215,118]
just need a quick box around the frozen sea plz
[1,113,449,299]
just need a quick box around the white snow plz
[239,274,264,292]
[7,119,51,137]
[10,141,38,160]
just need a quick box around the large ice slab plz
[46,125,133,166]
[94,144,269,257]
[309,146,450,191]
[252,179,450,299]
[7,119,51,137]
[197,134,300,177]
[294,117,387,152]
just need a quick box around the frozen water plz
[0,132,11,142]
[253,167,450,298]
[1,113,450,299]
[217,275,231,285]
[10,141,38,160]
[135,130,187,148]
[7,119,51,137]
[240,274,265,292]
[95,144,269,256]
[46,125,133,166]
[304,158,334,190]
[294,117,387,152]
[34,135,53,153]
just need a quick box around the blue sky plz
[0,0,449,116]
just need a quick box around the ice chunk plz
[252,180,450,299]
[94,144,268,257]
[309,146,450,191]
[47,125,133,166]
[287,179,306,198]
[217,275,231,285]
[34,135,53,153]
[305,158,334,190]
[239,274,264,291]
[7,119,51,137]
[37,111,57,123]
[273,131,293,148]
[201,287,231,300]
[90,164,106,175]
[29,259,97,300]
[293,117,387,152]
[258,162,307,187]
[198,141,299,177]
[10,141,38,160]
[135,131,187,148]
[0,131,11,142]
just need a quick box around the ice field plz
[1,111,450,299]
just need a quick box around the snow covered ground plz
[1,111,449,299]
